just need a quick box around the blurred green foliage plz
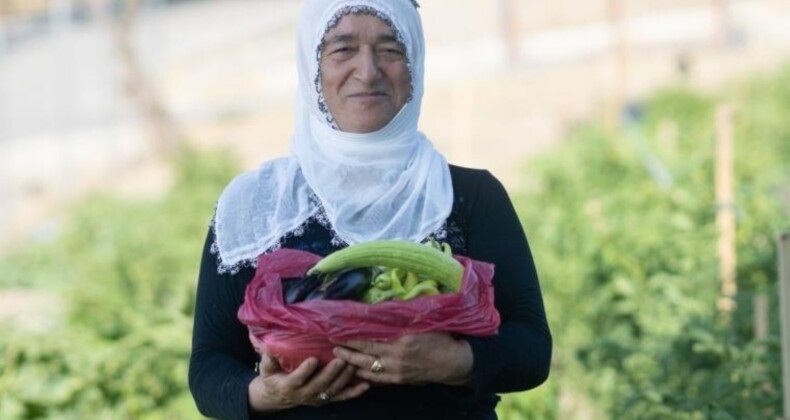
[500,65,790,419]
[1,64,789,418]
[0,149,237,419]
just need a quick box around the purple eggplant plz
[282,274,323,304]
[298,268,373,302]
[320,268,373,301]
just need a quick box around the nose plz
[354,48,382,83]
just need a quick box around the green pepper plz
[401,281,440,300]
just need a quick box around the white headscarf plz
[213,0,453,273]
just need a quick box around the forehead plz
[322,13,398,42]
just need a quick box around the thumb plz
[259,354,282,376]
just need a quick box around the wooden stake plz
[779,232,790,420]
[753,293,769,340]
[715,104,736,313]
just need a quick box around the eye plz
[379,45,405,58]
[328,44,356,56]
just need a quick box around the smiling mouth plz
[349,92,387,98]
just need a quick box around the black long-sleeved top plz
[189,165,552,420]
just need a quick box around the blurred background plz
[0,0,789,418]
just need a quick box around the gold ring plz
[370,359,385,373]
[318,391,331,402]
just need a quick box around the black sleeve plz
[189,228,259,420]
[463,170,552,394]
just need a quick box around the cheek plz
[319,69,331,92]
[394,69,412,101]
[319,62,341,92]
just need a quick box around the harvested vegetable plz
[238,248,500,373]
[283,268,373,304]
[307,239,463,292]
[282,274,323,304]
[315,268,373,301]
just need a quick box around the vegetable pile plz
[282,239,463,304]
[239,246,500,372]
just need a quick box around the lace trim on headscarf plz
[209,197,450,275]
[313,5,414,129]
[209,191,345,275]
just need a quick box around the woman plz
[188,0,552,418]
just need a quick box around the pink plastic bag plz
[237,248,500,372]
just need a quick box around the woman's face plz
[319,14,412,133]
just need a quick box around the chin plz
[345,120,390,134]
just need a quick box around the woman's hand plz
[331,332,474,387]
[248,355,370,413]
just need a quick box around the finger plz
[336,339,387,356]
[355,368,400,384]
[260,354,281,376]
[326,364,357,394]
[304,358,347,392]
[312,364,357,406]
[297,359,346,403]
[284,357,319,389]
[332,346,378,371]
[331,381,371,402]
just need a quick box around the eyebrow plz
[323,33,401,46]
